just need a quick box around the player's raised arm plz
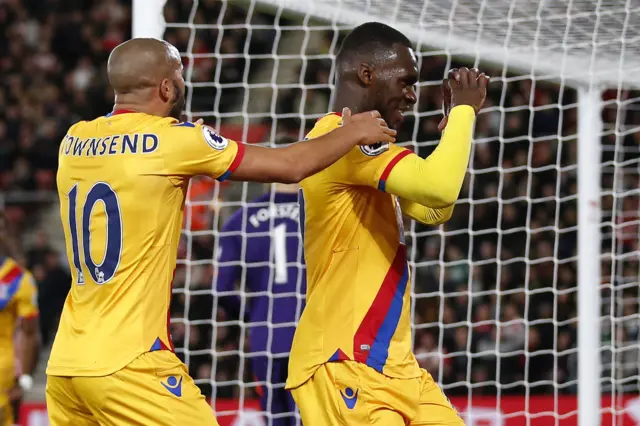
[230,109,395,183]
[164,109,393,184]
[162,110,393,184]
[382,67,488,208]
[338,67,487,213]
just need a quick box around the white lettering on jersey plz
[248,203,300,228]
[202,126,229,150]
[360,142,389,157]
[60,133,159,157]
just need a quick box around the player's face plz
[374,46,418,130]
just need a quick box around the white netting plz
[158,1,640,425]
[257,0,640,88]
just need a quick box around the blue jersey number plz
[68,183,123,285]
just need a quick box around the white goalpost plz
[577,85,602,426]
[132,1,640,425]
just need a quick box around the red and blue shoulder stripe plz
[0,260,25,311]
[377,149,412,192]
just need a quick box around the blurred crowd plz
[0,0,132,345]
[1,0,640,404]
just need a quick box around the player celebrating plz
[216,136,303,426]
[0,256,39,426]
[45,38,394,426]
[285,22,488,425]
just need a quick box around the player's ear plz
[357,63,375,87]
[159,78,172,103]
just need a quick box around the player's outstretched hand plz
[341,107,397,146]
[448,67,489,115]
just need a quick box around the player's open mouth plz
[396,109,407,124]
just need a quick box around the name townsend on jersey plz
[60,134,159,157]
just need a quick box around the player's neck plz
[112,103,161,116]
[112,96,166,117]
[332,92,367,115]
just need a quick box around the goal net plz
[152,0,640,425]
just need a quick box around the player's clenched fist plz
[448,67,489,114]
[341,107,397,145]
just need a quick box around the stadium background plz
[1,0,640,425]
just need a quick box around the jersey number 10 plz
[67,182,123,285]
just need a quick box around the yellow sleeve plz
[383,105,476,208]
[162,123,245,181]
[15,272,38,319]
[399,199,454,225]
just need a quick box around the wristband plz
[19,374,33,391]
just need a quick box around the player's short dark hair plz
[337,22,412,64]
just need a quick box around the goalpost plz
[133,1,640,425]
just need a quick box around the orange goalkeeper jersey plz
[286,113,421,389]
[47,110,244,377]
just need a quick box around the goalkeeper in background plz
[286,22,488,425]
[216,136,303,426]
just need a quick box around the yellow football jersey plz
[286,113,421,390]
[0,257,38,374]
[47,110,244,377]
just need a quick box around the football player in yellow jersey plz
[286,22,489,425]
[45,37,394,426]
[0,256,39,426]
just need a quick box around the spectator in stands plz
[35,250,70,346]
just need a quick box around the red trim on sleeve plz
[21,312,39,320]
[316,112,342,122]
[379,149,412,183]
[216,141,245,182]
[228,141,245,174]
